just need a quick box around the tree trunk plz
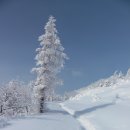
[40,97,45,113]
[0,105,3,113]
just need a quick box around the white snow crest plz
[60,103,75,115]
[78,116,96,130]
[60,103,96,130]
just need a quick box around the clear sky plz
[0,0,130,93]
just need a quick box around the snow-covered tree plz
[32,16,68,113]
[126,68,130,79]
[0,80,32,116]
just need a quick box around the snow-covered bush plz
[63,91,78,100]
[0,117,9,128]
[0,80,32,117]
[126,68,130,79]
[85,71,125,89]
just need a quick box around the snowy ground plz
[1,79,130,130]
[62,79,130,130]
[2,102,83,130]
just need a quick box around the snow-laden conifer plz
[32,16,68,113]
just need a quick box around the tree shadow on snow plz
[46,109,69,115]
[74,102,115,118]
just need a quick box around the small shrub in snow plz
[0,117,9,128]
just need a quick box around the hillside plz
[1,70,130,130]
[62,74,130,130]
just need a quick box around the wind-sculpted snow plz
[61,102,114,130]
[62,79,130,130]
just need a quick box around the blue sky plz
[0,0,130,93]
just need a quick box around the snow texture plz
[62,77,130,130]
[1,78,130,130]
[1,70,130,130]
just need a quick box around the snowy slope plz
[1,74,130,130]
[61,79,130,130]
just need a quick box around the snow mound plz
[63,72,130,130]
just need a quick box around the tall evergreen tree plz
[32,16,68,113]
